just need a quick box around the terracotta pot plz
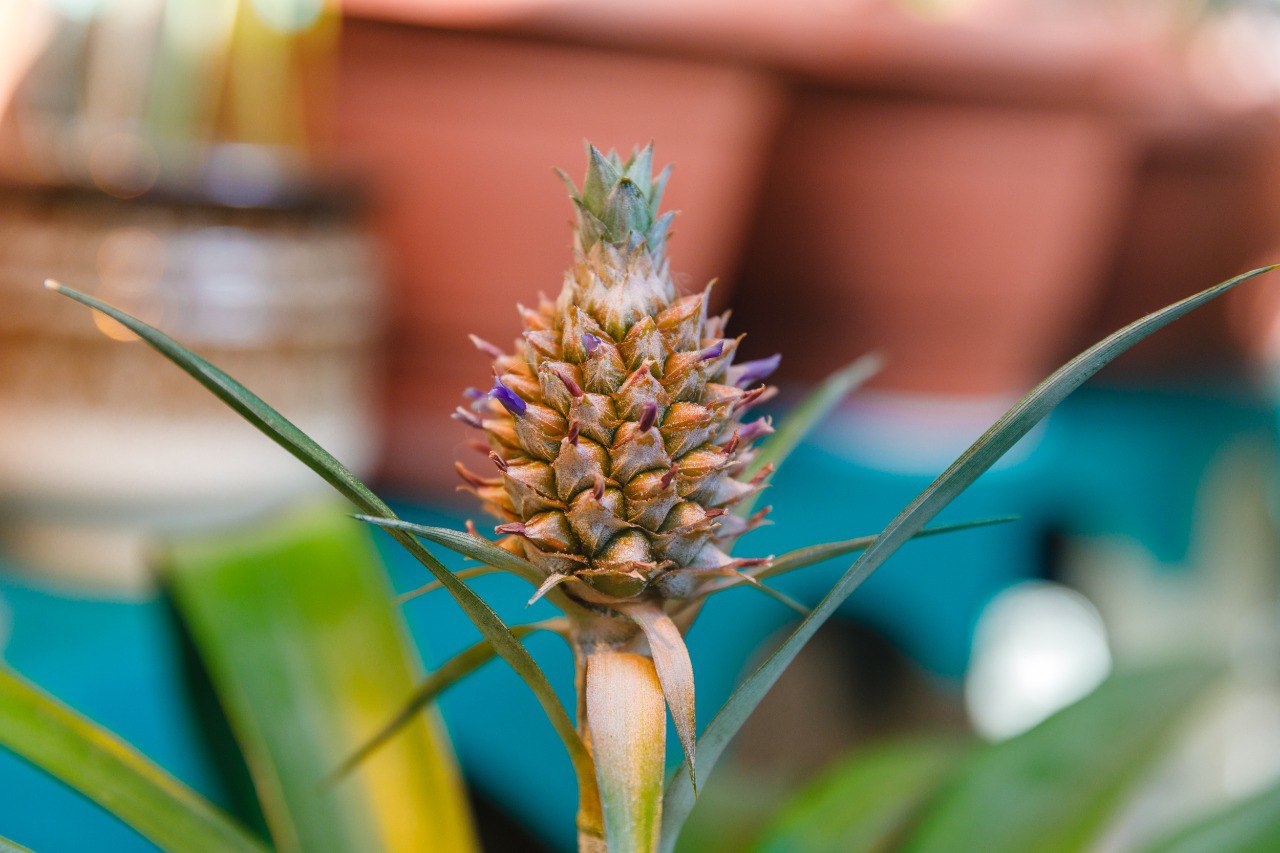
[731,90,1131,394]
[0,175,382,588]
[331,20,785,492]
[1081,108,1280,380]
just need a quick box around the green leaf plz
[0,667,264,852]
[396,566,501,605]
[904,663,1222,853]
[354,517,543,586]
[0,836,32,853]
[354,516,593,618]
[334,618,569,780]
[1144,779,1280,853]
[756,738,968,853]
[46,281,600,831]
[162,504,478,852]
[660,265,1278,851]
[737,353,883,517]
[753,517,1019,582]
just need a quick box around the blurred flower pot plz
[332,20,785,493]
[1083,107,1280,381]
[732,87,1130,396]
[0,168,382,589]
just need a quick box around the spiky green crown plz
[559,142,675,260]
[456,143,781,609]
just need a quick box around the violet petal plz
[698,341,725,361]
[489,377,528,416]
[730,353,781,387]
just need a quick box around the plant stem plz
[574,643,607,850]
[572,608,666,853]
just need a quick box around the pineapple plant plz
[31,140,1277,853]
[454,143,784,849]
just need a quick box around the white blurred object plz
[965,580,1113,740]
[1068,442,1280,847]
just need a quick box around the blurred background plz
[3,0,1280,850]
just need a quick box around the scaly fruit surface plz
[455,143,779,609]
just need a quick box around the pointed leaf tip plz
[660,265,1278,851]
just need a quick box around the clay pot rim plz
[0,150,366,220]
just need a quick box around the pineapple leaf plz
[332,618,569,780]
[755,737,968,853]
[624,142,654,196]
[753,516,1019,581]
[162,505,478,852]
[395,566,502,605]
[660,264,1279,850]
[353,516,594,618]
[582,143,622,212]
[603,177,652,243]
[0,666,265,852]
[736,351,884,517]
[353,516,544,584]
[646,210,676,256]
[554,167,580,200]
[620,602,699,791]
[649,164,674,216]
[905,662,1221,852]
[44,281,602,833]
[1144,777,1280,852]
[0,835,32,853]
[731,574,810,615]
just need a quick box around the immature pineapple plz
[454,143,780,611]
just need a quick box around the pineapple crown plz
[558,141,675,260]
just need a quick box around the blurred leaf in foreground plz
[162,503,477,853]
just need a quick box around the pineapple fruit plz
[455,143,779,611]
[454,142,781,850]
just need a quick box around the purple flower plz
[582,332,603,354]
[463,387,486,400]
[697,341,725,361]
[489,377,527,416]
[738,418,773,444]
[729,353,781,387]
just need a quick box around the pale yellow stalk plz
[584,651,666,853]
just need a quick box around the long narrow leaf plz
[396,567,501,605]
[756,738,967,853]
[754,517,1018,582]
[0,667,265,853]
[356,516,592,618]
[737,352,883,517]
[354,518,544,586]
[334,619,569,780]
[164,505,478,852]
[46,281,600,833]
[0,836,32,853]
[905,663,1221,852]
[660,265,1278,850]
[1143,779,1280,853]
